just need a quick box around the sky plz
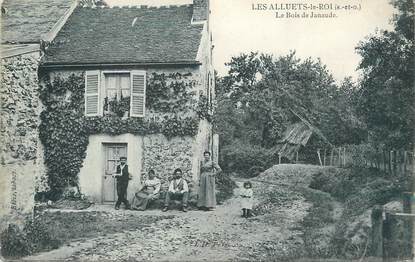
[95,0,396,81]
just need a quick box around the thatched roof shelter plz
[274,110,332,160]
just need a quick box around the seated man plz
[162,168,189,212]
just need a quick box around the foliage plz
[0,224,32,257]
[104,95,131,117]
[39,74,89,191]
[345,143,383,167]
[309,166,401,203]
[355,0,414,149]
[219,140,276,176]
[196,94,214,122]
[215,172,237,204]
[305,166,402,259]
[39,72,206,193]
[24,219,61,253]
[215,52,365,171]
[146,72,197,113]
[301,187,336,258]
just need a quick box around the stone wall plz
[0,51,43,231]
[142,135,194,190]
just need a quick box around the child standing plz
[240,181,253,218]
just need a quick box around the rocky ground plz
[19,164,323,261]
[16,164,403,262]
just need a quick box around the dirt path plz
[23,164,327,261]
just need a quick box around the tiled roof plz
[1,0,73,44]
[42,5,204,65]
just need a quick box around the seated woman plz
[131,169,161,211]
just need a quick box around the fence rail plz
[314,147,414,176]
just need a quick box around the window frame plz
[102,71,131,116]
[84,70,147,118]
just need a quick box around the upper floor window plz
[103,73,130,117]
[84,70,146,118]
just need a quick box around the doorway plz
[102,143,127,203]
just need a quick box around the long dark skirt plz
[131,189,158,211]
[197,172,216,208]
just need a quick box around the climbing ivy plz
[146,72,198,113]
[39,72,208,192]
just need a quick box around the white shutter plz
[130,70,146,117]
[85,70,100,116]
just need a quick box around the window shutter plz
[85,70,100,116]
[130,70,146,117]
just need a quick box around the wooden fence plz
[314,147,414,176]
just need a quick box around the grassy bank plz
[301,166,403,259]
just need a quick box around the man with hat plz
[113,156,131,210]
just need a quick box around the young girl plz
[240,181,253,218]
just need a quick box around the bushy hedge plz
[309,167,401,203]
[219,140,277,177]
[0,224,31,257]
[0,220,60,258]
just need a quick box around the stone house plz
[39,0,215,204]
[0,0,75,229]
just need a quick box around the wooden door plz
[102,144,127,203]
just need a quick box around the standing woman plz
[197,151,222,211]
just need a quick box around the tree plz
[355,0,414,149]
[216,51,362,148]
[79,0,108,7]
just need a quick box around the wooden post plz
[296,151,299,164]
[398,150,403,175]
[402,191,413,258]
[411,151,415,260]
[404,151,407,173]
[343,147,346,166]
[278,153,281,164]
[317,149,322,166]
[389,150,393,175]
[393,150,397,177]
[338,147,341,167]
[323,149,326,166]
[371,205,384,257]
[330,148,334,166]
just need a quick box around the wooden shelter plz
[275,110,332,161]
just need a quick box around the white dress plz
[240,188,253,209]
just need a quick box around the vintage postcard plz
[0,0,414,261]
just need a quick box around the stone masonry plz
[142,135,194,190]
[0,51,44,231]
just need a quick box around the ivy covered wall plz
[39,66,212,197]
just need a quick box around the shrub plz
[220,140,276,177]
[216,172,237,203]
[0,224,32,257]
[0,219,61,258]
[25,219,61,252]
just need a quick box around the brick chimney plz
[192,0,209,22]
